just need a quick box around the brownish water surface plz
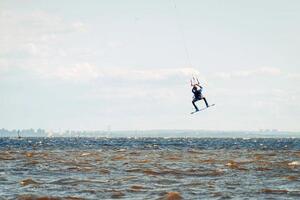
[0,138,299,199]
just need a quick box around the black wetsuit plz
[192,86,209,110]
[192,87,202,100]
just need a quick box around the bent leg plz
[202,97,209,107]
[192,99,199,111]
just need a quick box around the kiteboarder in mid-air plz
[191,77,211,113]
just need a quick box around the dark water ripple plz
[0,137,299,199]
[0,137,299,150]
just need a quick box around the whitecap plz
[288,161,300,166]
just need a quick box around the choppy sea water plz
[0,137,299,200]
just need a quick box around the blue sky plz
[1,0,300,131]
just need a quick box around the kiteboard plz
[190,104,215,114]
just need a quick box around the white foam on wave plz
[288,161,300,166]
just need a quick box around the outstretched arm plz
[191,77,203,88]
[190,79,196,86]
[194,83,202,89]
[192,78,202,88]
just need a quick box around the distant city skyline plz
[1,0,300,132]
[1,128,299,138]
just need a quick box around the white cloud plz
[84,86,177,101]
[0,10,86,38]
[102,67,200,81]
[107,41,124,49]
[0,10,94,80]
[71,22,87,32]
[43,63,100,81]
[259,67,281,75]
[31,63,201,82]
[0,10,200,83]
[0,10,87,59]
[0,59,10,71]
[287,73,300,80]
[215,67,282,79]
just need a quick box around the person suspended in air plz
[191,77,209,112]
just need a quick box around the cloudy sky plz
[1,0,300,131]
